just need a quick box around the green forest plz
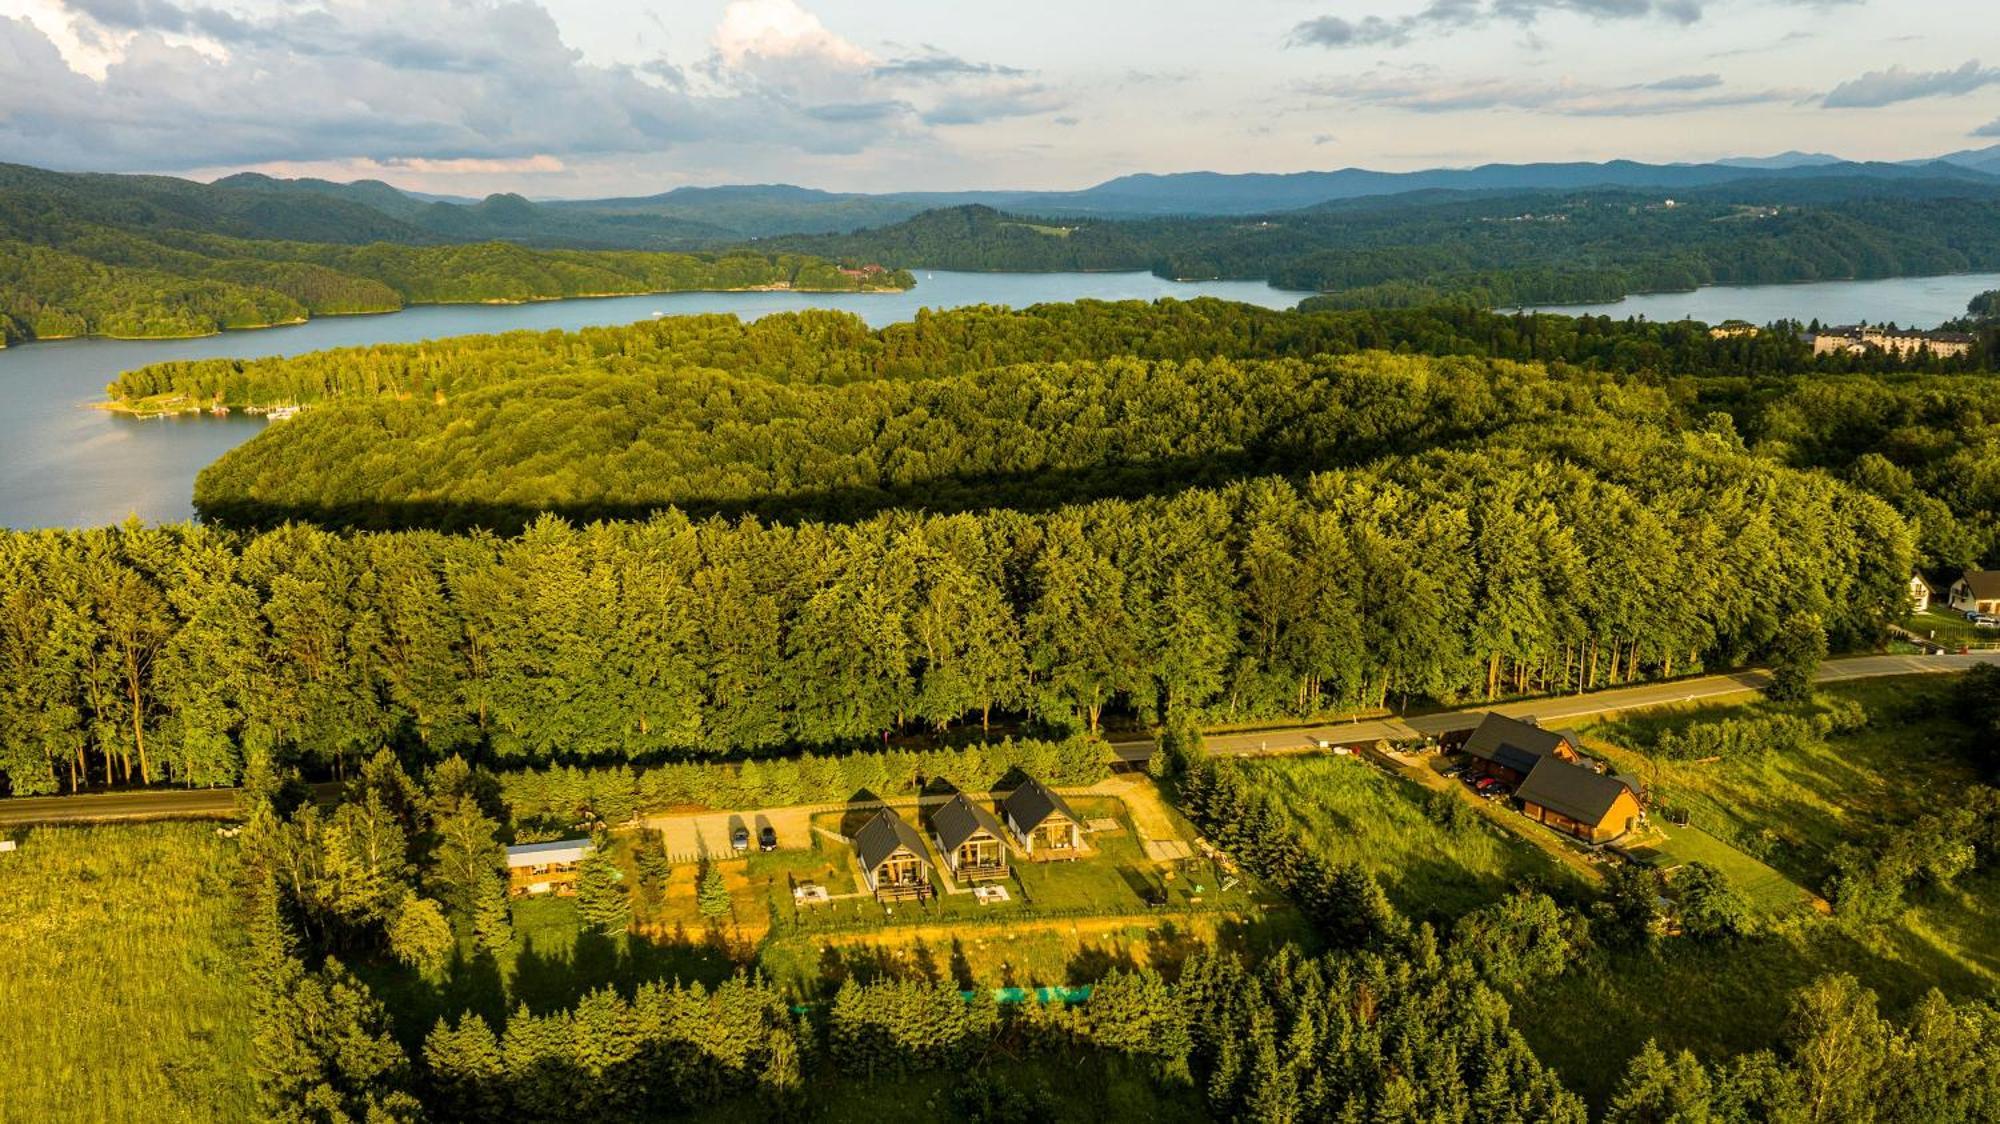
[0,164,910,343]
[776,183,2000,306]
[9,279,2000,1120]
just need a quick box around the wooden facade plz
[931,792,1010,883]
[1520,786,1643,844]
[1002,776,1083,860]
[505,839,593,897]
[854,809,935,902]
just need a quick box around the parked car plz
[1474,776,1505,797]
[730,825,750,853]
[758,825,778,852]
[1976,616,1999,629]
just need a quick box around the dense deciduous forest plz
[773,182,2000,304]
[0,426,1908,795]
[149,300,1997,569]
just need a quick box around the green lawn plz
[1629,821,1818,917]
[1907,606,1996,647]
[1245,755,1582,923]
[0,824,256,1123]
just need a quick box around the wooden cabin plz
[1450,712,1585,787]
[854,809,934,902]
[505,838,593,897]
[1001,776,1082,859]
[930,792,1009,882]
[1515,760,1644,844]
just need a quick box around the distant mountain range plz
[210,145,2000,239]
[7,146,2000,254]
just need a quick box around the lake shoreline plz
[1,282,912,351]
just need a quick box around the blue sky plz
[0,0,1996,195]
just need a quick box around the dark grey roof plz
[1001,775,1078,835]
[1516,759,1636,827]
[931,792,1005,854]
[1958,570,2000,599]
[853,809,928,873]
[1461,713,1577,774]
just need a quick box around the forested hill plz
[774,182,2000,308]
[0,163,911,343]
[159,299,2000,575]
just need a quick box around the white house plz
[1910,573,1935,614]
[1949,571,2000,616]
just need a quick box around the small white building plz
[1910,573,1935,614]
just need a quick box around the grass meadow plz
[0,824,255,1124]
[1245,754,1584,922]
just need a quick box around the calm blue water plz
[0,271,1302,529]
[2,268,1993,530]
[1517,271,2000,326]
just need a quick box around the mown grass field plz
[0,824,255,1124]
[1245,754,1583,922]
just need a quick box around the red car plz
[1473,776,1506,797]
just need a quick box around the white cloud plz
[712,0,870,69]
[0,1,1061,176]
[1822,59,2000,108]
[1301,69,1803,116]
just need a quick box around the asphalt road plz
[4,652,1995,826]
[0,786,240,827]
[1113,651,2000,760]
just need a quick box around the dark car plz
[730,825,750,853]
[758,825,778,852]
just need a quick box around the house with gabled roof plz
[853,808,933,901]
[1950,570,2000,616]
[1514,760,1644,844]
[1910,573,1936,614]
[505,838,593,897]
[1451,712,1586,786]
[929,792,1009,882]
[1001,775,1082,858]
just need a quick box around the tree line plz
[0,421,1907,796]
[0,227,907,345]
[770,185,2000,306]
[108,298,1990,410]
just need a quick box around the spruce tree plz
[574,853,630,934]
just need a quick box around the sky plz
[0,0,1997,197]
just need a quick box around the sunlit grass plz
[0,824,254,1123]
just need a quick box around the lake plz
[1517,271,2000,326]
[2,268,1995,530]
[0,271,1302,530]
